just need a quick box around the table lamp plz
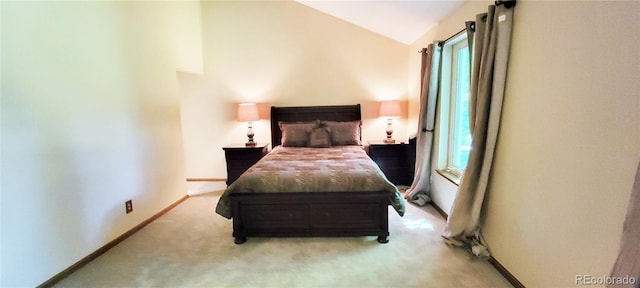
[379,100,401,143]
[237,103,259,146]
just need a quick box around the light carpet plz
[54,190,512,288]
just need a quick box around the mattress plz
[215,145,405,218]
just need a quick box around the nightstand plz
[368,141,415,186]
[223,143,268,185]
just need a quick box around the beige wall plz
[1,1,203,286]
[410,1,640,287]
[485,1,639,286]
[180,1,409,179]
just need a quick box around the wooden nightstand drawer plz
[368,141,415,186]
[223,143,268,185]
[226,149,266,160]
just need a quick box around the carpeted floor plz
[54,190,512,288]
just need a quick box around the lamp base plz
[384,120,395,144]
[246,123,256,147]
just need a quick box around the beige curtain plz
[442,2,515,258]
[608,162,640,288]
[405,42,442,206]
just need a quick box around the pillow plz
[279,121,318,147]
[322,120,361,146]
[308,127,331,148]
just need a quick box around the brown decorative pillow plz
[279,121,318,147]
[322,120,361,146]
[308,127,331,148]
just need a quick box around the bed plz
[215,104,405,244]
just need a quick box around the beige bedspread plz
[215,146,405,219]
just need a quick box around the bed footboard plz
[229,191,390,244]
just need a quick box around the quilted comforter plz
[215,145,405,219]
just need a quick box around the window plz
[440,34,471,179]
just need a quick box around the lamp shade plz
[379,100,401,118]
[237,103,259,122]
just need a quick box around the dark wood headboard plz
[270,104,362,147]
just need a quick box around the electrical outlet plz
[125,200,133,214]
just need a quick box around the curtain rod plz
[417,27,466,53]
[439,28,466,47]
[417,0,515,54]
[495,0,517,8]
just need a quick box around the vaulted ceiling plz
[296,1,465,44]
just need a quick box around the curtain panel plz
[608,161,640,288]
[442,2,516,258]
[405,42,442,206]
